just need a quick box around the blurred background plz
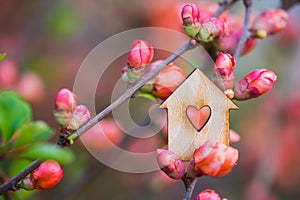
[0,0,300,199]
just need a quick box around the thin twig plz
[233,0,252,61]
[182,178,197,200]
[213,0,240,18]
[0,160,42,195]
[280,0,299,10]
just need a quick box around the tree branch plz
[233,0,252,61]
[182,178,197,200]
[213,0,240,18]
[0,0,241,194]
[68,40,197,141]
[0,160,42,195]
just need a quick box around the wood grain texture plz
[160,68,238,161]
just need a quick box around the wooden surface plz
[160,68,238,161]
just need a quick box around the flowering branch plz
[233,0,252,61]
[0,40,197,195]
[68,40,197,141]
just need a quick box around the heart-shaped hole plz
[186,105,211,132]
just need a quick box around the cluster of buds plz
[122,40,186,101]
[156,141,239,180]
[53,88,91,131]
[212,52,276,101]
[181,3,227,42]
[20,160,63,190]
[181,3,289,57]
[252,9,288,39]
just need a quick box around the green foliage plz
[0,91,74,189]
[12,121,53,148]
[0,92,31,144]
[0,53,6,62]
[20,143,74,165]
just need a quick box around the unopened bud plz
[20,177,35,191]
[214,52,235,89]
[198,18,226,42]
[252,9,288,37]
[30,160,63,190]
[192,141,239,177]
[69,105,92,130]
[234,69,277,101]
[54,88,77,126]
[194,189,221,200]
[181,3,201,37]
[127,40,154,68]
[151,60,185,100]
[156,149,185,180]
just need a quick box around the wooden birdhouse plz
[160,68,238,161]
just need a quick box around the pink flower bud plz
[198,18,226,42]
[192,141,239,177]
[234,69,277,101]
[30,160,63,190]
[252,9,288,36]
[194,189,221,200]
[150,60,185,100]
[69,105,92,130]
[214,52,235,89]
[181,3,199,24]
[127,40,154,68]
[54,88,77,126]
[0,60,18,88]
[156,149,185,180]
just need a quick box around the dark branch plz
[0,160,42,195]
[233,0,252,61]
[182,178,197,200]
[213,0,240,17]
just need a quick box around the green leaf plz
[0,53,6,62]
[0,92,31,144]
[137,92,158,101]
[12,121,53,148]
[19,143,74,165]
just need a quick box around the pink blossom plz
[30,160,63,190]
[198,18,227,42]
[127,40,154,68]
[252,9,288,36]
[234,69,277,101]
[156,149,185,179]
[194,189,221,200]
[191,141,239,177]
[150,60,185,100]
[214,52,235,89]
